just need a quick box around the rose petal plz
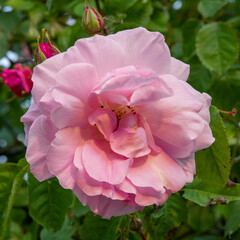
[142,74,205,148]
[50,94,89,129]
[170,57,190,81]
[73,147,128,200]
[175,154,196,182]
[47,127,95,189]
[154,136,194,159]
[74,187,142,219]
[21,102,41,144]
[130,85,170,106]
[110,113,150,158]
[64,35,125,79]
[88,108,117,140]
[134,185,170,206]
[26,115,55,181]
[109,27,171,75]
[194,122,215,151]
[53,63,98,102]
[32,53,65,104]
[127,151,187,193]
[96,66,156,94]
[82,139,131,185]
[50,63,98,129]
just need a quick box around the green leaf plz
[125,1,153,27]
[196,22,239,75]
[80,213,124,240]
[230,230,240,240]
[187,204,215,233]
[182,19,202,59]
[194,236,221,240]
[0,159,28,240]
[195,106,231,185]
[227,16,240,27]
[0,12,20,33]
[6,0,35,10]
[198,0,228,18]
[142,194,186,239]
[0,31,8,59]
[57,20,88,52]
[73,2,85,17]
[71,196,90,218]
[183,177,240,207]
[46,0,53,11]
[27,173,73,231]
[40,217,75,240]
[112,22,140,33]
[188,60,213,92]
[104,0,137,14]
[225,69,240,86]
[147,4,169,33]
[153,194,186,236]
[208,79,240,113]
[225,201,240,236]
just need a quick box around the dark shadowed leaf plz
[225,201,240,236]
[182,19,202,59]
[142,194,186,240]
[40,217,75,240]
[80,213,126,240]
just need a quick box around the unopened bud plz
[82,5,105,35]
[35,28,60,64]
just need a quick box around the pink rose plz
[21,28,214,219]
[1,63,32,97]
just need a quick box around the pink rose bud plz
[39,42,56,58]
[35,28,60,64]
[82,5,105,35]
[1,63,33,97]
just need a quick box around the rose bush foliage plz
[21,27,214,218]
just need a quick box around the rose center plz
[100,104,136,121]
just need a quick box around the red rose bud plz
[82,5,105,35]
[1,63,33,97]
[35,28,60,64]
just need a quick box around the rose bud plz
[35,28,60,64]
[1,63,32,97]
[82,5,105,35]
